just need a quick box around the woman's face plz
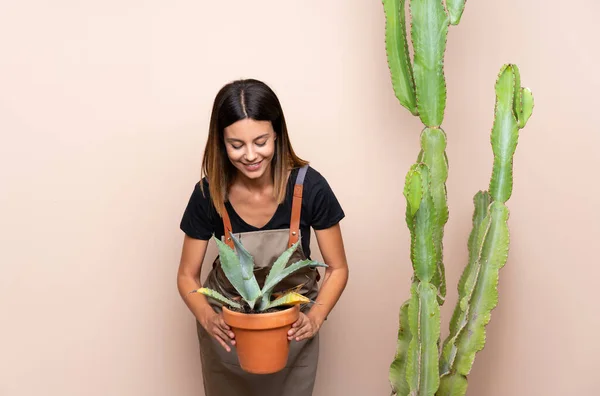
[223,118,277,181]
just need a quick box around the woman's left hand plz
[288,312,321,341]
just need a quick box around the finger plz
[294,327,309,341]
[218,316,231,330]
[215,326,237,346]
[213,334,231,352]
[291,313,306,328]
[287,328,297,339]
[289,323,308,340]
[288,315,305,336]
[218,318,235,339]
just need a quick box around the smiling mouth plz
[243,160,262,170]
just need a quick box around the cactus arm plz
[410,0,450,127]
[518,87,534,128]
[214,236,261,309]
[436,374,468,396]
[512,63,534,128]
[439,191,491,376]
[420,127,449,303]
[512,64,522,121]
[261,291,310,311]
[191,288,242,310]
[457,191,491,299]
[436,202,508,396]
[411,165,438,283]
[389,300,412,396]
[452,201,510,375]
[406,282,441,396]
[383,0,418,115]
[404,164,425,220]
[488,65,520,203]
[420,128,449,229]
[445,0,466,25]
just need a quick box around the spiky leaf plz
[410,0,449,127]
[262,291,310,311]
[389,300,412,396]
[445,0,466,25]
[261,259,328,298]
[230,233,257,282]
[192,287,242,310]
[214,236,261,309]
[383,0,418,115]
[259,240,302,310]
[489,64,520,204]
[406,282,440,396]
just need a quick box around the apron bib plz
[197,165,320,396]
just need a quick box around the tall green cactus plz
[383,1,534,395]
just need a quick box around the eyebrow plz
[225,133,270,143]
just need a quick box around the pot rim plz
[222,304,300,330]
[222,303,298,317]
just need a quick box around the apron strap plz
[221,203,235,249]
[289,165,309,248]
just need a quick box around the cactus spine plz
[383,1,534,395]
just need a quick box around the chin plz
[236,159,272,179]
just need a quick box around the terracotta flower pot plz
[222,304,300,374]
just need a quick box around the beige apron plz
[197,165,321,396]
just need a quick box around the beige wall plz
[1,1,598,395]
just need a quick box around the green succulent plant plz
[382,0,534,395]
[191,233,327,312]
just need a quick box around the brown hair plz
[200,79,308,216]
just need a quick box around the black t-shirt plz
[179,166,345,259]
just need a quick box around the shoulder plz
[189,177,211,202]
[298,165,345,228]
[185,177,218,217]
[302,165,334,191]
[180,177,218,239]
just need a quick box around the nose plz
[244,146,257,162]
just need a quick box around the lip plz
[242,160,263,172]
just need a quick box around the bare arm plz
[176,235,235,351]
[176,236,211,319]
[309,223,349,324]
[288,223,349,340]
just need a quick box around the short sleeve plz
[305,168,345,230]
[179,180,216,240]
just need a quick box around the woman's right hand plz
[177,237,236,352]
[200,310,236,352]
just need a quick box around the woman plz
[176,78,349,396]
